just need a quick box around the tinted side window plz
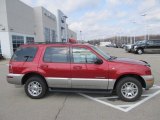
[72,47,97,63]
[12,47,38,62]
[147,41,154,45]
[44,47,69,63]
[153,40,160,45]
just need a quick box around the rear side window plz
[153,40,160,45]
[43,47,69,63]
[12,47,38,62]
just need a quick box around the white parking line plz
[95,96,118,99]
[79,93,127,112]
[79,85,160,112]
[125,90,160,112]
[116,104,134,107]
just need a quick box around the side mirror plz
[95,58,103,64]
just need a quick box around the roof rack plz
[27,42,69,44]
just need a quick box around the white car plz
[125,44,132,52]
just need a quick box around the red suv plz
[7,43,154,102]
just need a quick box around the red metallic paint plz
[9,43,152,83]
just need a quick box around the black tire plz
[137,49,143,54]
[25,76,48,99]
[116,77,142,102]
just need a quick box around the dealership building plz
[0,0,77,58]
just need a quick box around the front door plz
[71,47,109,89]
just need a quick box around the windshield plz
[91,46,111,60]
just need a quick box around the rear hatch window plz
[11,47,38,62]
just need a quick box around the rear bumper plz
[142,75,154,89]
[7,74,24,85]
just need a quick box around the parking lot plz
[0,47,160,120]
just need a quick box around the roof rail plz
[27,42,68,44]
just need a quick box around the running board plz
[49,88,112,94]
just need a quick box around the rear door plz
[39,45,71,88]
[71,46,109,89]
[145,40,154,53]
[153,40,160,53]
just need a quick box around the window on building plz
[12,47,38,62]
[26,37,34,43]
[72,47,98,64]
[12,35,24,52]
[44,27,50,42]
[51,30,56,42]
[43,47,69,63]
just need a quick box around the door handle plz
[73,66,82,70]
[40,64,48,69]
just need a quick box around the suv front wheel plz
[137,49,143,54]
[25,76,48,99]
[116,77,142,102]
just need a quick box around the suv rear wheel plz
[25,76,48,99]
[116,77,142,102]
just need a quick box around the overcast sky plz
[21,0,160,40]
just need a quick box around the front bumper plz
[142,75,154,89]
[125,46,132,52]
[7,74,24,85]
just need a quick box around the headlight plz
[134,46,137,49]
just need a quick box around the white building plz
[0,0,77,58]
[0,0,35,58]
[56,10,68,42]
[68,29,77,40]
[34,7,57,42]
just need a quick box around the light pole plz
[141,13,148,40]
[80,31,82,42]
[131,21,136,44]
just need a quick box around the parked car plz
[125,44,132,52]
[0,54,4,60]
[121,44,126,48]
[125,41,144,53]
[133,40,160,54]
[7,43,154,102]
[106,44,117,48]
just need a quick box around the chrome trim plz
[7,74,24,85]
[108,79,116,89]
[141,75,154,89]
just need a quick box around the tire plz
[137,49,143,54]
[116,77,142,102]
[25,76,48,99]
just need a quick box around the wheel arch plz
[22,72,48,86]
[113,74,146,90]
[136,47,144,53]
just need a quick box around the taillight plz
[9,63,13,73]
